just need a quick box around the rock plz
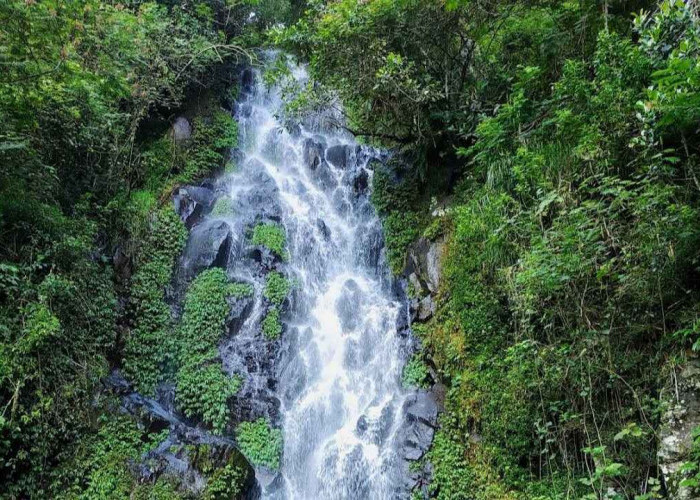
[227,295,254,336]
[302,138,325,171]
[171,117,192,142]
[351,169,369,195]
[406,237,444,296]
[416,295,435,322]
[398,391,438,462]
[326,144,352,169]
[659,358,700,499]
[181,220,232,276]
[173,186,215,228]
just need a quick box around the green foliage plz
[235,418,283,470]
[174,268,246,434]
[262,307,283,340]
[402,354,430,389]
[204,463,246,500]
[264,271,291,306]
[123,207,188,395]
[251,223,287,259]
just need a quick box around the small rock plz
[171,117,192,142]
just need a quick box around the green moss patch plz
[235,418,283,470]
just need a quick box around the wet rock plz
[173,186,215,228]
[351,169,369,195]
[302,138,325,171]
[398,391,438,462]
[181,220,232,276]
[659,358,700,499]
[356,415,369,435]
[227,294,254,336]
[171,116,192,142]
[316,219,331,241]
[242,161,282,221]
[336,279,365,333]
[241,68,256,93]
[326,144,352,169]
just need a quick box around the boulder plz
[173,186,215,228]
[227,294,254,336]
[326,144,353,169]
[398,391,438,462]
[659,358,700,499]
[171,117,192,142]
[181,220,232,276]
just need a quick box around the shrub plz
[235,418,283,470]
[123,207,187,394]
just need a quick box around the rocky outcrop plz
[659,358,700,499]
[405,236,445,322]
[104,372,260,499]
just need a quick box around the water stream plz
[202,58,433,499]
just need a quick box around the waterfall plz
[208,56,435,499]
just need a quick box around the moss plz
[262,307,283,340]
[263,271,291,306]
[235,418,283,470]
[251,223,287,259]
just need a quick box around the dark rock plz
[173,186,216,228]
[181,220,232,276]
[398,391,438,462]
[352,169,369,195]
[326,144,352,169]
[241,68,256,93]
[356,415,369,434]
[227,295,254,336]
[171,117,192,142]
[302,138,325,171]
[316,219,331,241]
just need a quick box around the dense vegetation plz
[5,0,700,498]
[279,0,700,498]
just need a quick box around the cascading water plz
[207,56,436,499]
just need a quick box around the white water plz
[229,61,413,499]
